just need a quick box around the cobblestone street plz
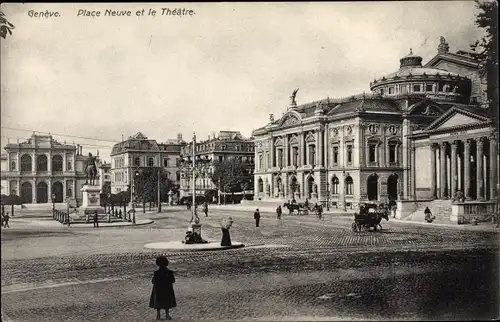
[1,208,499,321]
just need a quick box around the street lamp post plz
[179,133,211,236]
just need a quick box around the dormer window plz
[426,84,433,92]
[388,87,394,94]
[413,84,421,92]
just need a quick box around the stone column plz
[32,151,36,173]
[63,153,67,172]
[270,137,275,168]
[47,153,52,173]
[284,136,289,167]
[385,141,390,166]
[430,143,437,198]
[476,137,484,201]
[464,139,471,200]
[440,142,447,198]
[63,180,67,199]
[315,131,321,166]
[451,141,457,198]
[323,128,328,167]
[299,133,305,166]
[48,179,52,202]
[365,140,370,165]
[490,134,498,200]
[32,180,37,203]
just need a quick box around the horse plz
[353,207,389,232]
[283,202,298,215]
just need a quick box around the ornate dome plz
[370,49,471,104]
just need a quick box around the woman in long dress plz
[149,256,177,320]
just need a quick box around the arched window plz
[258,178,264,193]
[37,155,48,171]
[148,157,154,167]
[67,161,72,171]
[332,176,339,194]
[345,176,354,195]
[21,154,32,172]
[52,155,63,172]
[10,161,16,171]
[134,157,141,166]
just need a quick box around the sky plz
[0,2,485,160]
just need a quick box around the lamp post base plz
[183,223,207,244]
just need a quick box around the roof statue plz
[438,36,449,54]
[290,88,299,107]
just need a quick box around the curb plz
[60,220,154,229]
[390,218,498,231]
[144,242,245,252]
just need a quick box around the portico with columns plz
[411,106,497,202]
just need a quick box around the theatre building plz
[1,133,96,205]
[252,37,497,222]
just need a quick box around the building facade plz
[110,132,185,195]
[252,37,497,209]
[1,134,97,205]
[98,161,112,189]
[179,131,255,200]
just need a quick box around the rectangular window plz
[413,84,421,92]
[401,85,408,94]
[347,145,352,163]
[388,87,394,94]
[426,84,433,92]
[163,158,169,167]
[379,88,384,95]
[333,146,339,164]
[389,145,396,163]
[219,156,223,162]
[438,83,445,92]
[369,144,376,162]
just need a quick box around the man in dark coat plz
[93,211,99,228]
[150,256,176,320]
[276,205,282,220]
[254,209,261,227]
[203,202,208,217]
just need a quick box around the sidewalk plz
[8,217,153,229]
[390,217,499,232]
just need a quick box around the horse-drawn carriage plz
[283,201,323,218]
[351,203,389,232]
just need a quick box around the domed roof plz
[373,49,462,83]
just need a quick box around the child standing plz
[149,256,177,320]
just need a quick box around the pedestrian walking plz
[93,211,99,228]
[149,256,176,321]
[3,213,10,228]
[119,209,123,219]
[424,206,435,223]
[276,205,282,220]
[254,208,261,227]
[203,201,208,217]
[221,217,234,246]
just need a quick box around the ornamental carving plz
[344,126,353,135]
[330,128,338,137]
[274,137,284,147]
[289,136,299,145]
[281,115,300,127]
[388,125,398,135]
[368,124,379,134]
[305,133,316,143]
[421,105,436,116]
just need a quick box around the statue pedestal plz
[78,185,103,215]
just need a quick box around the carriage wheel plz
[351,222,358,232]
[373,225,377,232]
[363,225,370,232]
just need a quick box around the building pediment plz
[424,107,490,132]
[278,111,302,128]
[408,99,445,117]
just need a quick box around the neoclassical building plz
[110,132,185,195]
[1,133,95,205]
[252,37,497,210]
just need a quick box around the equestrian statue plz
[85,153,98,186]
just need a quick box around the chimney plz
[177,133,183,142]
[76,144,80,155]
